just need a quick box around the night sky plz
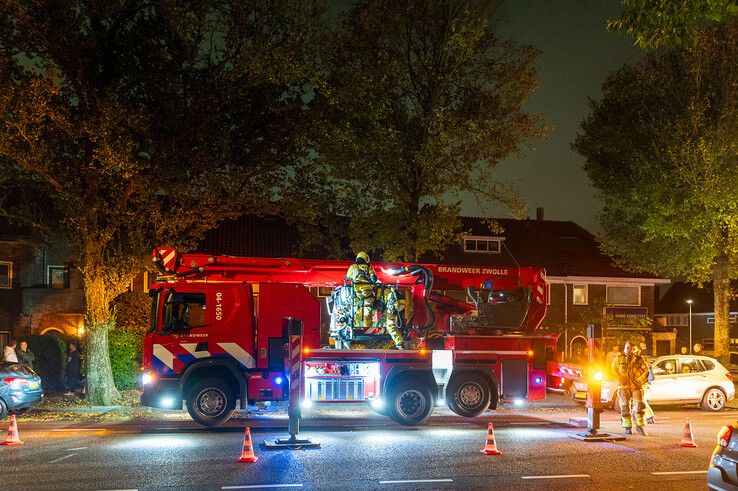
[462,0,643,233]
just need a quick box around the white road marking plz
[379,479,454,484]
[651,471,708,476]
[521,474,591,480]
[48,452,77,464]
[66,447,88,451]
[509,422,550,425]
[222,486,304,489]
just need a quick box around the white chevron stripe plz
[163,250,176,265]
[218,342,255,368]
[181,343,210,358]
[153,344,175,370]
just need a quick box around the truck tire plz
[388,378,434,426]
[186,378,236,427]
[446,372,491,418]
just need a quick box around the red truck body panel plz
[142,247,564,424]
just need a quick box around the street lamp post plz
[687,299,693,354]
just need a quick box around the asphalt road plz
[2,395,734,491]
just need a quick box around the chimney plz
[536,207,544,221]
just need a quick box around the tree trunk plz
[712,253,732,360]
[83,270,120,405]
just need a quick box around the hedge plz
[108,328,144,390]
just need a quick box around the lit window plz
[0,261,11,289]
[572,285,587,305]
[606,285,640,306]
[48,266,70,289]
[463,236,502,254]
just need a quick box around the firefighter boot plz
[636,425,648,436]
[624,427,632,435]
[385,317,404,350]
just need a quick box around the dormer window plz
[463,236,502,254]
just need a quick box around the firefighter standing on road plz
[613,340,650,435]
[345,252,404,350]
[633,345,656,424]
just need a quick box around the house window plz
[707,316,737,324]
[463,236,502,254]
[572,284,588,305]
[0,261,11,289]
[48,266,70,289]
[669,314,688,326]
[606,285,640,306]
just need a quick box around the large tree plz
[609,0,738,48]
[574,20,738,358]
[313,0,545,261]
[0,1,325,403]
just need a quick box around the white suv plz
[576,355,735,411]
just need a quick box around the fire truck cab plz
[141,247,556,426]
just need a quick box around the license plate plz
[28,381,39,389]
[574,392,586,400]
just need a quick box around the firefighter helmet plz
[356,252,370,264]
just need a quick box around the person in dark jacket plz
[16,340,35,370]
[65,343,83,395]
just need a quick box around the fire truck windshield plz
[162,291,207,332]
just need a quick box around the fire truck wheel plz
[186,378,236,426]
[388,378,434,426]
[446,372,491,418]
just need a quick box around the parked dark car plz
[708,423,738,490]
[0,362,44,419]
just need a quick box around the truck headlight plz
[141,371,156,386]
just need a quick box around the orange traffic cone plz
[481,422,501,455]
[237,427,258,462]
[2,415,23,446]
[678,418,697,448]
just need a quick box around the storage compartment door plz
[501,358,528,399]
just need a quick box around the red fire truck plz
[141,247,561,426]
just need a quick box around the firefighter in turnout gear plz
[613,340,650,435]
[345,252,404,349]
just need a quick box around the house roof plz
[197,215,664,283]
[656,281,738,314]
[196,215,302,257]
[421,217,662,280]
[0,217,36,242]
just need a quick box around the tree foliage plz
[0,1,326,403]
[313,0,546,261]
[574,20,738,357]
[609,0,738,48]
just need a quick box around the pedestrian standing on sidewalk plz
[16,340,35,370]
[3,339,18,363]
[65,342,83,395]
